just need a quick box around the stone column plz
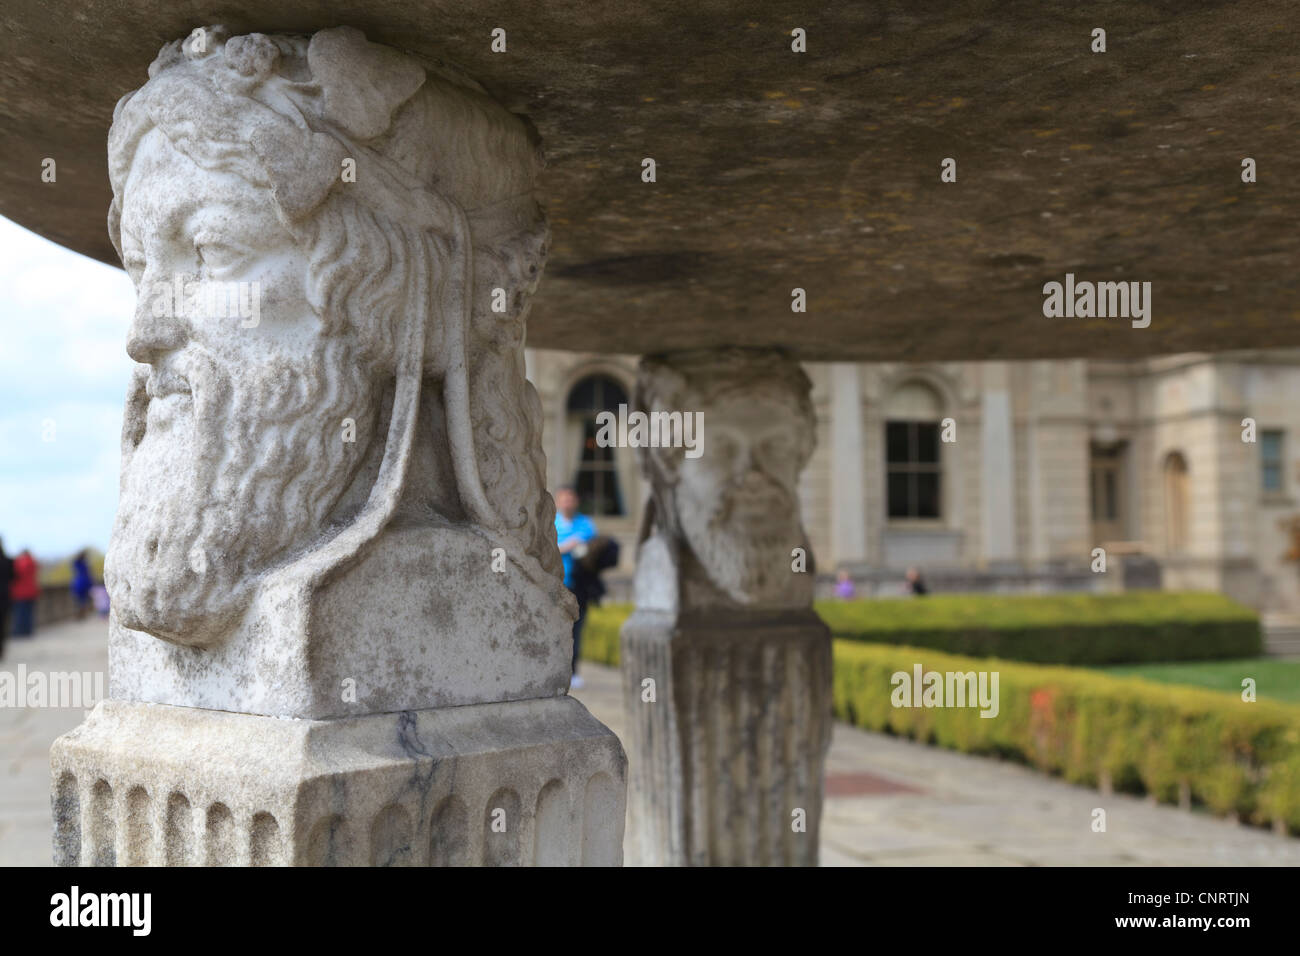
[50,25,624,867]
[830,364,868,565]
[620,348,832,866]
[981,361,1018,565]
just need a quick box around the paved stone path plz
[571,664,1300,866]
[3,618,1298,866]
[0,616,107,868]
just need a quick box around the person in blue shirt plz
[554,485,597,688]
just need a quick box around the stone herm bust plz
[633,348,817,612]
[620,347,830,866]
[102,25,576,717]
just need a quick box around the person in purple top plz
[554,485,597,688]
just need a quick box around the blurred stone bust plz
[634,348,816,611]
[103,26,570,661]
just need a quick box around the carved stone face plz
[674,390,806,604]
[105,128,376,647]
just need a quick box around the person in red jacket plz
[0,538,12,656]
[9,549,39,637]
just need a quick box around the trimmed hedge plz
[813,592,1261,665]
[587,593,1262,666]
[833,641,1300,833]
[578,601,1300,832]
[580,603,630,667]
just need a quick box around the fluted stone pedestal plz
[53,696,624,867]
[621,609,832,866]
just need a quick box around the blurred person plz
[10,548,39,637]
[554,485,597,689]
[71,550,93,620]
[905,566,928,596]
[835,569,856,600]
[91,583,111,618]
[0,538,12,656]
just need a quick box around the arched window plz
[1164,451,1189,554]
[885,381,944,520]
[565,375,630,517]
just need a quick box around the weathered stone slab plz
[3,4,1297,360]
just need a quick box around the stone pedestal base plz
[620,609,832,866]
[51,696,625,866]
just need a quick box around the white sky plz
[0,215,136,560]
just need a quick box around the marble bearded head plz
[635,348,816,607]
[104,26,560,646]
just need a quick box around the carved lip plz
[728,478,787,506]
[726,490,787,518]
[145,369,192,400]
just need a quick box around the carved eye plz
[194,235,249,278]
[759,435,793,463]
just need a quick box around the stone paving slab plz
[3,620,1300,866]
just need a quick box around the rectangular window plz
[566,375,630,517]
[1089,444,1124,526]
[886,421,942,519]
[574,417,625,516]
[1261,429,1284,494]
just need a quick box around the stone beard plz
[108,337,372,646]
[676,449,801,605]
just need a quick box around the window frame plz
[884,418,943,522]
[565,374,629,518]
[1260,428,1285,497]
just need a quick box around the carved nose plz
[733,445,758,480]
[125,278,187,364]
[737,468,772,497]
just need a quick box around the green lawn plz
[1098,658,1300,704]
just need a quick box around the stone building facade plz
[526,348,1300,613]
